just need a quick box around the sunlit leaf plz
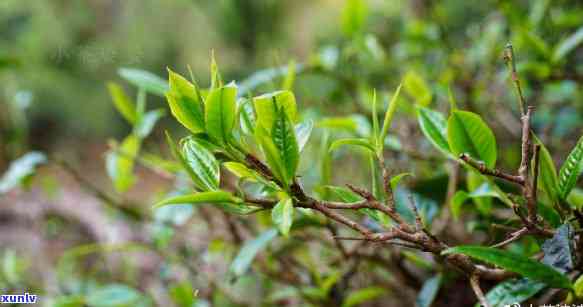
[341,0,368,37]
[271,107,300,183]
[448,110,497,168]
[106,135,141,193]
[253,90,298,132]
[403,71,431,106]
[417,106,450,156]
[154,191,242,209]
[205,82,238,145]
[181,137,220,191]
[379,83,402,148]
[166,68,205,134]
[107,82,137,124]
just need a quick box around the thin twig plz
[459,154,523,185]
[470,274,491,307]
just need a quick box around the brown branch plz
[459,154,523,185]
[470,274,491,307]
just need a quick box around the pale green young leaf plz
[403,70,431,106]
[165,132,210,191]
[181,137,220,191]
[380,83,402,146]
[238,98,256,135]
[552,26,583,62]
[86,284,141,307]
[443,246,572,289]
[166,68,205,134]
[205,82,238,145]
[153,191,242,209]
[448,110,497,168]
[341,287,385,307]
[271,108,300,182]
[134,109,165,139]
[106,135,141,193]
[329,138,376,154]
[210,51,223,91]
[341,0,368,37]
[371,90,379,147]
[271,197,294,237]
[118,68,168,96]
[282,60,296,90]
[223,162,258,182]
[229,229,278,279]
[390,172,411,191]
[295,120,313,152]
[253,91,298,132]
[0,151,47,194]
[107,82,137,124]
[416,107,451,156]
[558,135,583,200]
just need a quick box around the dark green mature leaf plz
[329,138,376,154]
[341,287,385,307]
[229,229,278,279]
[416,274,442,307]
[558,135,583,200]
[205,82,237,146]
[443,246,572,289]
[417,107,450,156]
[107,82,137,124]
[86,284,141,307]
[106,135,141,193]
[134,109,165,139]
[272,108,300,183]
[482,278,545,307]
[271,197,294,237]
[0,151,47,194]
[541,224,574,273]
[448,110,497,168]
[118,68,168,96]
[181,137,220,191]
[166,69,205,134]
[533,136,560,204]
[253,91,298,132]
[552,26,583,62]
[154,191,242,209]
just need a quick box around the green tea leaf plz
[341,0,368,37]
[403,71,431,106]
[552,26,583,62]
[271,107,300,183]
[416,274,442,307]
[229,229,278,279]
[239,98,256,135]
[558,135,583,200]
[86,284,141,307]
[154,191,242,209]
[106,135,141,193]
[118,68,168,96]
[166,68,205,134]
[380,83,402,148]
[448,110,497,168]
[533,136,560,204]
[0,152,47,194]
[107,82,137,124]
[390,172,411,191]
[223,162,258,182]
[443,246,572,289]
[205,82,238,145]
[482,278,545,307]
[541,224,574,273]
[329,138,376,154]
[253,91,298,132]
[341,287,385,307]
[134,109,165,139]
[181,137,220,191]
[271,197,294,237]
[417,107,450,156]
[295,120,314,152]
[256,126,288,186]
